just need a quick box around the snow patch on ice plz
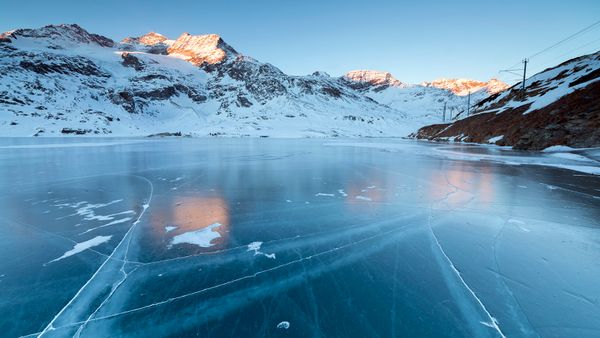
[170,223,222,248]
[315,193,335,197]
[165,226,178,233]
[355,195,372,201]
[277,321,290,329]
[79,217,133,235]
[47,235,112,264]
[247,241,276,259]
[338,189,348,197]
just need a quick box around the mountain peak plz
[167,33,238,66]
[0,24,114,47]
[121,32,168,45]
[421,78,509,96]
[344,70,404,87]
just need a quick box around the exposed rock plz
[109,91,136,113]
[61,127,92,135]
[147,131,183,137]
[121,52,144,71]
[167,33,237,66]
[19,55,109,77]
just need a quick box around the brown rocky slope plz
[412,51,600,150]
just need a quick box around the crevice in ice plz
[490,218,539,336]
[428,209,506,338]
[46,222,420,330]
[38,175,154,337]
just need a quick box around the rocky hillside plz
[0,24,505,137]
[412,51,600,150]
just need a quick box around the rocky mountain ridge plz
[0,24,506,137]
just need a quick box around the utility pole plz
[443,102,447,122]
[467,91,471,116]
[521,58,528,96]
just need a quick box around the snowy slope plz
[413,50,600,149]
[342,70,504,126]
[0,24,505,137]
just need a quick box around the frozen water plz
[0,138,599,337]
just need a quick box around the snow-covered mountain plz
[421,78,508,96]
[342,70,503,125]
[413,50,600,149]
[0,24,506,137]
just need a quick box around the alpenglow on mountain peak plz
[121,32,168,46]
[167,33,238,66]
[421,78,509,96]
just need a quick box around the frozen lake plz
[1,138,599,337]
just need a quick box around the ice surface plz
[1,138,599,337]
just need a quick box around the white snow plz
[165,226,178,233]
[488,135,504,143]
[315,193,335,197]
[170,223,222,248]
[47,235,112,264]
[543,145,576,152]
[276,321,290,329]
[355,195,372,201]
[327,142,600,176]
[247,241,276,259]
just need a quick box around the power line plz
[527,19,600,60]
[542,36,600,65]
[502,19,600,71]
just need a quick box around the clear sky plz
[1,0,599,83]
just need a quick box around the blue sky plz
[2,0,599,83]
